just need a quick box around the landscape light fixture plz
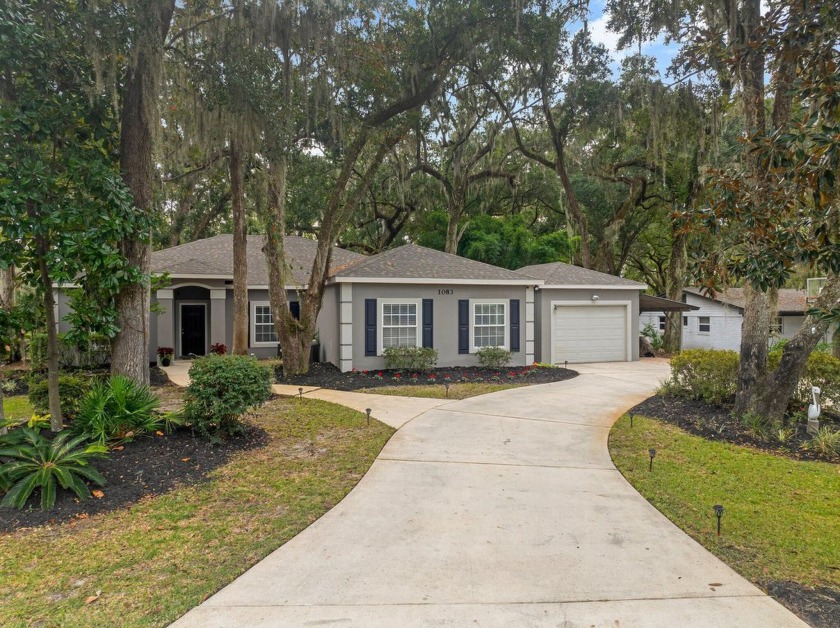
[366,408,371,427]
[564,360,568,370]
[298,387,303,400]
[629,411,634,428]
[444,381,450,397]
[648,448,656,471]
[713,504,724,536]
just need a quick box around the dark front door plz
[181,304,206,357]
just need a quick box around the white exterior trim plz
[250,301,278,347]
[177,301,209,358]
[156,289,174,300]
[210,289,227,300]
[540,284,645,290]
[331,277,540,286]
[469,299,509,353]
[339,284,353,372]
[168,282,221,291]
[378,298,423,355]
[550,300,633,363]
[525,287,535,364]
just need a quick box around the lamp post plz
[444,382,450,398]
[365,408,371,427]
[713,504,724,536]
[648,448,656,471]
[298,387,303,400]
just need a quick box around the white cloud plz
[587,13,622,54]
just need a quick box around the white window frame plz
[698,316,711,334]
[469,299,508,353]
[251,301,278,347]
[378,298,422,355]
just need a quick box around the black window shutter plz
[364,299,377,356]
[458,299,469,354]
[422,299,433,348]
[510,299,520,352]
[290,301,301,320]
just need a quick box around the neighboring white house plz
[639,287,835,351]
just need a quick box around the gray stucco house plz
[56,235,653,370]
[518,262,646,364]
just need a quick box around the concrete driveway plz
[173,360,804,627]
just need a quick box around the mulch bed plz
[766,581,840,628]
[629,395,839,464]
[276,361,578,390]
[0,424,268,534]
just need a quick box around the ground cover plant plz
[0,392,394,626]
[610,413,840,627]
[278,362,577,391]
[2,395,33,420]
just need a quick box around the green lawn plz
[358,382,522,400]
[0,396,394,627]
[610,414,840,591]
[2,395,33,421]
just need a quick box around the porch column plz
[210,289,227,348]
[525,286,535,365]
[339,283,353,372]
[156,289,175,363]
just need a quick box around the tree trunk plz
[36,234,62,431]
[555,146,591,269]
[734,284,771,416]
[444,186,464,254]
[752,276,840,423]
[0,265,13,310]
[112,0,176,386]
[833,327,840,359]
[230,137,249,355]
[663,235,687,355]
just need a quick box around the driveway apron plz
[173,360,804,627]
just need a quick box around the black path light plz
[365,408,371,427]
[444,381,450,398]
[714,504,724,536]
[298,387,303,400]
[648,448,656,471]
[629,411,635,428]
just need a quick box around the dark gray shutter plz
[510,299,520,353]
[422,299,433,348]
[290,301,300,320]
[364,299,377,356]
[458,299,469,354]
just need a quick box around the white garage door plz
[553,305,628,363]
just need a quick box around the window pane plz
[381,302,418,348]
[254,305,277,342]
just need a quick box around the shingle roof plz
[332,243,537,283]
[684,287,808,315]
[151,235,365,286]
[517,261,646,288]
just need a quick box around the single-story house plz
[518,262,647,363]
[639,287,836,350]
[56,235,661,370]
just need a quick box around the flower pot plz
[160,357,171,367]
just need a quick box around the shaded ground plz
[0,424,268,533]
[766,581,840,628]
[278,362,577,391]
[632,394,839,463]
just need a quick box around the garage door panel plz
[553,305,627,363]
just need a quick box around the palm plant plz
[0,427,107,510]
[74,375,160,445]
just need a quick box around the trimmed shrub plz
[475,346,513,369]
[668,349,739,406]
[28,375,91,420]
[74,375,160,445]
[183,355,272,441]
[768,349,840,409]
[383,346,438,372]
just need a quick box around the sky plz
[584,0,679,77]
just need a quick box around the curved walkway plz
[173,360,803,627]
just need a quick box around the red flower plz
[444,374,451,380]
[395,373,401,379]
[429,374,436,380]
[377,372,383,377]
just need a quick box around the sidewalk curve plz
[172,359,804,627]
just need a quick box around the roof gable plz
[517,261,646,288]
[332,243,537,284]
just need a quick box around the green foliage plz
[475,346,513,369]
[28,375,91,421]
[74,376,160,445]
[741,413,771,440]
[768,350,840,409]
[0,427,107,510]
[668,349,740,406]
[802,427,840,458]
[641,322,664,351]
[183,355,272,441]
[382,346,438,372]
